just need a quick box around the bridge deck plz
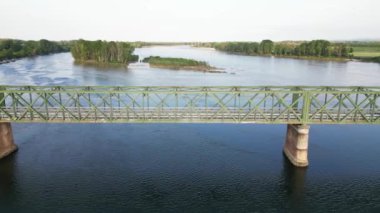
[1,86,379,124]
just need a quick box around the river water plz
[0,46,379,212]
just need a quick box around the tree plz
[259,40,274,54]
[0,39,68,61]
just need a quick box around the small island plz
[71,39,138,65]
[142,56,224,73]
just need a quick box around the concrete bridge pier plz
[0,123,17,160]
[284,124,310,167]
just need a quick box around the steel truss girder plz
[0,86,379,124]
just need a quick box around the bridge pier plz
[283,124,310,167]
[0,123,17,160]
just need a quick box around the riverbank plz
[193,40,357,63]
[209,49,352,62]
[74,60,127,66]
[0,39,70,64]
[143,56,225,73]
[73,60,129,69]
[271,54,351,62]
[354,56,380,63]
[0,59,18,65]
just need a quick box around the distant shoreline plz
[0,58,18,65]
[193,47,353,62]
[268,54,351,62]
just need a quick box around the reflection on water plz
[0,150,307,212]
[73,61,129,72]
[0,154,17,211]
[281,154,307,211]
[0,124,377,212]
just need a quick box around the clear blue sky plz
[1,0,379,41]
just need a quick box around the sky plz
[1,0,380,42]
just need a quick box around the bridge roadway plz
[0,86,379,166]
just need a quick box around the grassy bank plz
[142,56,223,73]
[349,42,380,63]
[353,50,380,57]
[355,56,380,63]
[352,42,380,57]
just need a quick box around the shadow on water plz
[281,153,308,211]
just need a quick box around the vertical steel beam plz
[301,92,311,124]
[0,86,4,108]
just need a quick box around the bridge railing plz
[0,86,379,124]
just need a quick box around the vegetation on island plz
[71,39,138,65]
[142,56,223,72]
[198,40,353,59]
[0,39,69,63]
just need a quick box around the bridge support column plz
[283,124,309,167]
[0,123,17,160]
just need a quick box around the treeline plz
[0,39,70,61]
[347,41,380,49]
[201,40,353,58]
[71,40,138,64]
[275,40,353,58]
[213,40,274,55]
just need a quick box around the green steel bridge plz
[0,86,379,124]
[0,85,379,166]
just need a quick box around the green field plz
[353,50,380,57]
[352,43,380,58]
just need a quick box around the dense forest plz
[200,40,353,58]
[71,40,138,64]
[0,39,70,62]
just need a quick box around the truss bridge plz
[0,86,379,166]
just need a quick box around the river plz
[0,46,379,212]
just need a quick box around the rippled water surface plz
[0,46,379,212]
[1,45,380,86]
